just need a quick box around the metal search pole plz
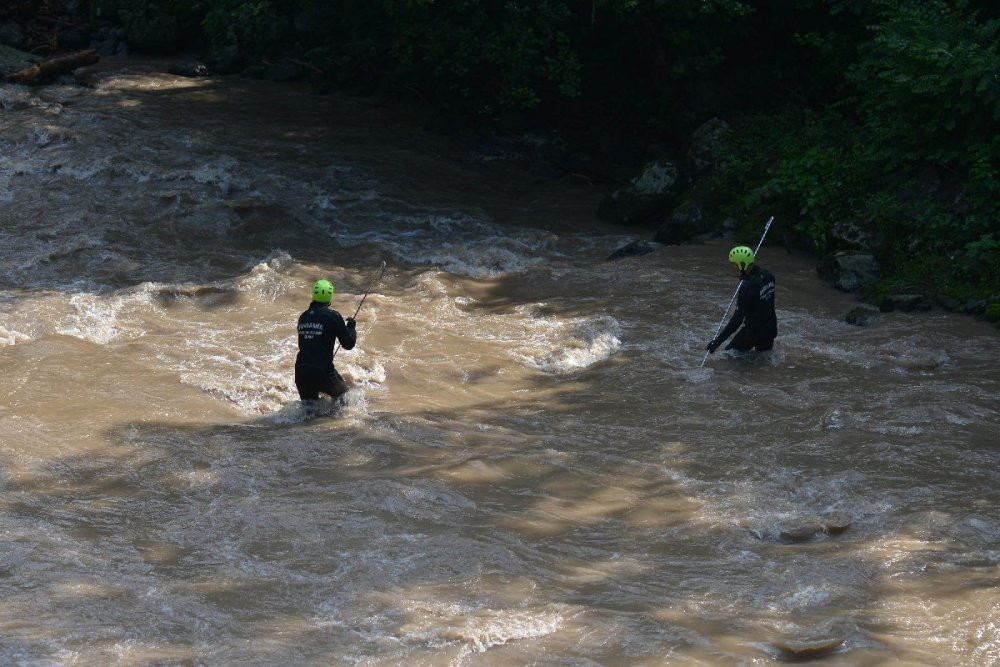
[334,260,387,358]
[699,216,774,367]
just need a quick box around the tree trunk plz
[6,49,99,84]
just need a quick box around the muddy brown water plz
[1,58,998,665]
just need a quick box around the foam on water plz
[236,251,295,300]
[175,346,298,414]
[0,324,31,347]
[94,72,214,93]
[265,355,385,425]
[331,214,559,278]
[133,255,389,416]
[392,600,569,654]
[511,313,622,374]
[56,289,154,344]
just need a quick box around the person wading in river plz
[295,279,356,402]
[705,246,777,355]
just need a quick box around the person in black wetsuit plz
[295,279,356,401]
[706,245,777,355]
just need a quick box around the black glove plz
[346,317,356,328]
[706,338,720,354]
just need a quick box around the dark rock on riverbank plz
[0,21,25,49]
[879,294,933,313]
[0,44,37,78]
[819,252,880,292]
[597,158,678,226]
[688,118,733,173]
[653,201,709,246]
[90,25,128,57]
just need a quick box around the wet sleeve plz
[716,281,748,343]
[717,305,744,343]
[330,311,356,350]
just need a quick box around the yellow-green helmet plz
[728,246,755,271]
[312,279,334,303]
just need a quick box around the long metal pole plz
[334,260,387,359]
[699,216,774,367]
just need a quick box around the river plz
[1,57,998,665]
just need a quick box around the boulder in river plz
[168,61,211,78]
[771,637,845,660]
[822,514,852,535]
[844,307,878,326]
[778,514,852,543]
[779,520,825,543]
[607,239,660,261]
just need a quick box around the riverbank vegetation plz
[4,0,998,320]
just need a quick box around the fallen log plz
[6,49,99,84]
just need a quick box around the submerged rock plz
[168,61,210,78]
[779,521,825,543]
[607,239,660,261]
[822,514,852,535]
[772,637,844,660]
[844,307,878,326]
[778,515,852,542]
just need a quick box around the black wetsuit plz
[714,265,777,352]
[295,301,356,400]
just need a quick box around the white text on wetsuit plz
[298,322,324,340]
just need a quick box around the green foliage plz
[89,0,203,52]
[847,0,1000,168]
[965,233,1000,282]
[708,111,872,253]
[203,1,281,56]
[985,302,1000,324]
[384,0,581,112]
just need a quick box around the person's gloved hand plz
[346,317,356,328]
[706,338,720,354]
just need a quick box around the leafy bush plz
[202,0,280,57]
[965,233,1000,281]
[985,302,1000,324]
[384,0,581,113]
[847,1,1000,169]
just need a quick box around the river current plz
[1,58,998,665]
